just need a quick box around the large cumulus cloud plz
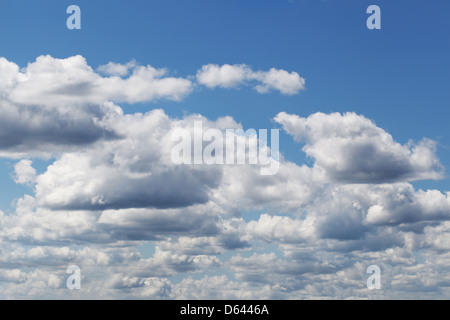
[0,54,193,156]
[275,111,443,183]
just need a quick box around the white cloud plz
[13,160,36,185]
[97,60,136,77]
[0,55,194,156]
[252,68,306,95]
[196,64,250,88]
[7,55,193,106]
[196,63,305,95]
[212,161,326,214]
[0,57,25,96]
[423,222,450,250]
[0,195,100,244]
[245,214,315,243]
[275,111,443,183]
[34,110,229,211]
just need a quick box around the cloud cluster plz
[0,55,448,299]
[275,111,443,183]
[0,56,304,157]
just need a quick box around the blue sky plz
[0,0,449,299]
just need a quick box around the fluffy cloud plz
[252,68,306,95]
[305,183,450,245]
[33,110,236,211]
[245,214,315,243]
[97,61,137,77]
[97,205,227,242]
[196,64,250,88]
[6,55,193,106]
[0,196,224,245]
[0,57,24,95]
[0,55,195,155]
[275,111,443,183]
[212,161,325,214]
[0,195,101,244]
[196,64,306,95]
[13,160,36,185]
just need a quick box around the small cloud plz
[13,159,36,185]
[196,63,305,95]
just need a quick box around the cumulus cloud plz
[245,214,315,243]
[7,55,193,106]
[196,63,305,95]
[0,195,101,244]
[275,111,443,183]
[0,57,24,95]
[196,64,250,88]
[363,185,450,225]
[252,68,306,95]
[97,205,226,242]
[33,110,237,211]
[13,160,36,185]
[30,107,299,212]
[303,183,450,245]
[0,55,192,156]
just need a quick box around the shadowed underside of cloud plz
[0,101,120,157]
